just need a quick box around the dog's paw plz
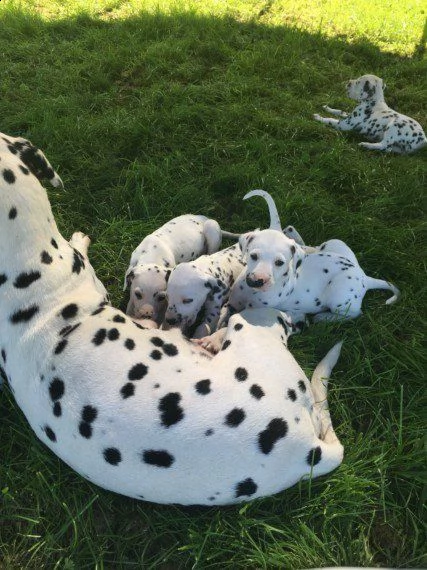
[313,113,323,121]
[69,231,91,253]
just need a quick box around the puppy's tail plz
[243,189,282,231]
[364,276,400,305]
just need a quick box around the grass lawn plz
[0,0,426,568]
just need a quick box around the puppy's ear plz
[204,275,222,295]
[123,268,135,291]
[239,232,256,255]
[289,243,305,274]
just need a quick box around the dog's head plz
[125,264,170,323]
[239,229,304,291]
[346,74,385,102]
[163,263,219,332]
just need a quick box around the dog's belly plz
[9,311,321,505]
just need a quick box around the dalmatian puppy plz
[0,133,345,504]
[218,228,399,327]
[163,244,246,338]
[314,74,427,154]
[124,215,239,325]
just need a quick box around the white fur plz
[314,74,427,154]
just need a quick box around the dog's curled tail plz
[365,277,400,305]
[243,189,282,231]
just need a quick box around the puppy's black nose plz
[246,276,265,288]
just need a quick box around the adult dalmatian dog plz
[314,74,427,154]
[0,133,344,505]
[124,214,239,325]
[216,192,399,332]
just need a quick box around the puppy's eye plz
[134,290,143,300]
[182,298,193,304]
[275,259,285,267]
[250,253,258,261]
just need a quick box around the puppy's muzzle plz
[246,275,267,288]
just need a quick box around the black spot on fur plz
[91,307,106,316]
[61,304,78,319]
[120,382,135,399]
[8,207,17,219]
[103,447,122,465]
[92,328,107,346]
[195,379,211,395]
[107,328,120,341]
[297,380,307,393]
[225,408,245,427]
[221,339,231,350]
[49,377,65,401]
[44,425,56,442]
[13,271,41,289]
[113,314,126,323]
[82,405,98,423]
[143,449,174,468]
[72,249,85,274]
[51,238,58,249]
[234,367,248,382]
[234,323,243,331]
[10,305,39,323]
[79,422,93,438]
[235,477,258,498]
[3,168,16,184]
[41,250,53,264]
[151,349,162,360]
[128,363,148,381]
[249,384,265,399]
[150,337,164,347]
[54,339,68,355]
[159,392,184,427]
[307,446,322,466]
[19,164,30,175]
[0,274,7,287]
[125,338,135,350]
[53,402,62,417]
[258,418,288,454]
[287,389,297,401]
[163,343,178,356]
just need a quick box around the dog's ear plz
[289,243,305,274]
[239,232,257,255]
[123,268,135,291]
[204,275,223,295]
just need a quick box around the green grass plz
[0,0,426,568]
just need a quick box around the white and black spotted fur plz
[163,244,245,338]
[125,215,239,325]
[220,228,399,325]
[0,134,344,505]
[314,74,427,154]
